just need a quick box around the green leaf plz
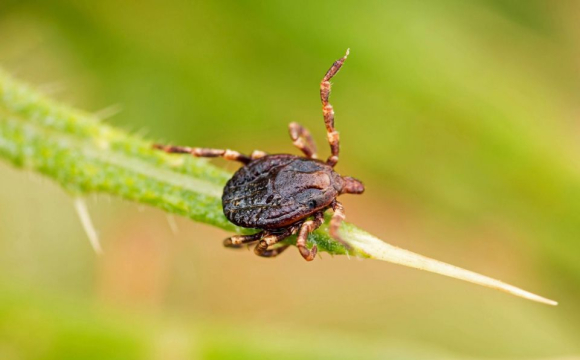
[0,68,556,306]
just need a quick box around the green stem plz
[0,68,349,254]
[0,68,557,305]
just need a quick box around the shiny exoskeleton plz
[154,50,364,261]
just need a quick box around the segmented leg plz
[320,49,349,167]
[329,200,352,251]
[153,144,252,164]
[296,212,324,261]
[288,122,317,158]
[254,225,299,258]
[254,242,291,258]
[223,232,264,249]
[250,150,267,160]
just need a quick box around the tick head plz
[340,176,365,195]
[290,172,338,212]
[275,162,338,213]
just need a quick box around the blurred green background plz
[1,0,580,359]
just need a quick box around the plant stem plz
[0,68,557,305]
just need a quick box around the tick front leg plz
[153,144,251,164]
[296,212,324,261]
[320,49,349,167]
[223,232,264,249]
[288,122,318,158]
[329,200,353,252]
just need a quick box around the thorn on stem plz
[73,197,103,255]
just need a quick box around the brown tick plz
[154,50,364,261]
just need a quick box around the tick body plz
[154,49,364,261]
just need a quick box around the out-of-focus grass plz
[0,283,568,360]
[1,0,580,358]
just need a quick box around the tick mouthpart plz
[341,176,365,195]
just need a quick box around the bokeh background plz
[1,1,580,359]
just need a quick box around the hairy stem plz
[0,69,556,305]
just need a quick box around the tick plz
[154,50,364,261]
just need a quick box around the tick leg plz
[329,200,353,252]
[254,226,299,258]
[254,242,291,258]
[250,150,268,160]
[320,49,349,167]
[296,212,324,261]
[288,122,318,158]
[223,232,264,249]
[153,144,251,164]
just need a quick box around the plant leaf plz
[0,69,556,306]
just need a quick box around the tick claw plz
[223,238,243,248]
[299,245,318,262]
[311,245,318,259]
